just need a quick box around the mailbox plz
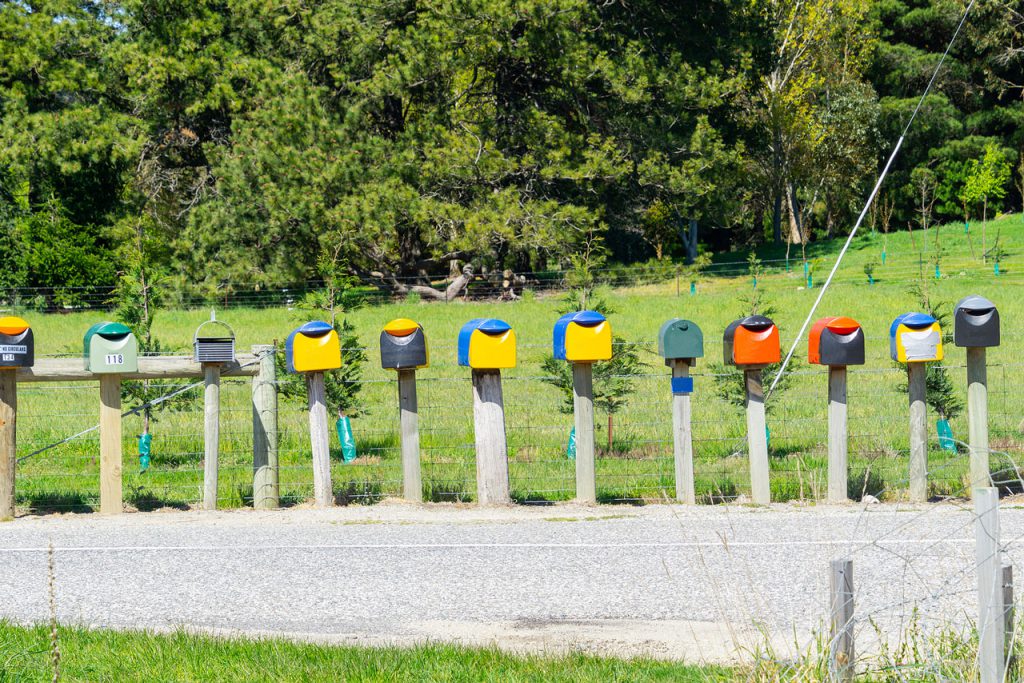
[285,321,341,374]
[723,315,780,366]
[193,316,235,364]
[84,322,138,373]
[657,319,703,365]
[553,310,612,362]
[808,317,865,366]
[889,312,943,363]
[0,316,33,368]
[457,318,516,369]
[954,295,999,348]
[380,318,429,370]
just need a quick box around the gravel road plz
[0,501,1017,663]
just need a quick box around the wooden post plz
[744,368,771,505]
[251,345,278,509]
[0,372,16,520]
[99,374,123,514]
[967,347,990,493]
[397,369,422,502]
[828,366,849,503]
[573,362,596,504]
[202,364,221,510]
[908,363,928,503]
[829,558,855,683]
[307,371,333,507]
[975,486,1004,683]
[671,359,695,504]
[471,369,510,505]
[1003,562,1015,660]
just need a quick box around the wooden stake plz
[1003,562,1015,661]
[99,374,123,515]
[744,368,770,505]
[307,372,333,507]
[967,347,990,493]
[670,359,695,504]
[0,371,16,520]
[471,369,510,505]
[975,487,1004,683]
[828,366,849,503]
[202,364,221,510]
[251,345,279,509]
[572,362,596,504]
[397,369,422,502]
[908,363,928,503]
[829,558,855,682]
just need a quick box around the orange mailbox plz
[723,315,780,366]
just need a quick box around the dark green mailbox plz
[657,319,704,365]
[84,322,138,373]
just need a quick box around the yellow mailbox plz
[286,321,341,373]
[458,319,516,369]
[553,311,612,362]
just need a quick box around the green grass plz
[0,622,733,682]
[8,214,1024,512]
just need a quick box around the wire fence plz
[11,331,1023,514]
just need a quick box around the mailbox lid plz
[0,316,33,368]
[954,295,999,347]
[286,321,341,373]
[657,319,704,361]
[380,319,429,370]
[84,321,132,349]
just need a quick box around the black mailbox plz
[808,317,865,367]
[954,295,999,348]
[380,318,429,370]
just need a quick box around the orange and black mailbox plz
[380,319,429,502]
[723,316,780,367]
[723,315,779,504]
[0,317,31,519]
[809,317,865,503]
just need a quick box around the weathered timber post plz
[459,319,515,505]
[829,558,855,682]
[657,319,704,504]
[954,296,999,494]
[809,317,866,503]
[380,319,429,502]
[0,316,31,520]
[553,311,613,505]
[286,321,342,508]
[194,312,236,511]
[975,487,1005,683]
[251,344,279,509]
[724,315,780,505]
[890,312,944,503]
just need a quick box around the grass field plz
[8,214,1024,512]
[0,622,733,682]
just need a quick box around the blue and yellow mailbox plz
[286,321,341,373]
[0,317,33,369]
[380,318,429,370]
[889,313,943,363]
[458,319,516,370]
[553,311,612,363]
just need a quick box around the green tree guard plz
[336,416,357,463]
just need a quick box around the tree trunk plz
[786,184,804,245]
[687,219,698,264]
[772,190,783,243]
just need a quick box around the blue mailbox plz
[457,318,516,369]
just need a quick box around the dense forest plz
[0,0,1021,303]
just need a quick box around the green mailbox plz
[657,319,704,365]
[84,322,138,373]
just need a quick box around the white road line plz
[0,538,978,553]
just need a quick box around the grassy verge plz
[0,622,733,683]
